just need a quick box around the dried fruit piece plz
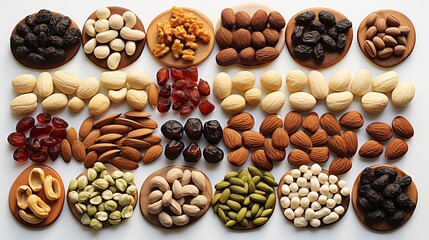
[16,117,35,133]
[157,68,169,85]
[198,79,210,96]
[30,124,53,137]
[47,144,61,161]
[203,145,224,163]
[182,66,198,82]
[157,98,171,113]
[159,84,172,98]
[164,140,185,160]
[189,88,201,106]
[171,68,185,81]
[204,120,223,144]
[25,137,42,152]
[179,105,194,115]
[199,100,215,116]
[36,112,51,123]
[13,148,29,162]
[51,116,68,128]
[50,128,66,139]
[184,118,203,140]
[8,132,26,147]
[183,142,201,162]
[161,120,183,140]
[29,151,48,163]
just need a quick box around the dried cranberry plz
[203,145,224,163]
[189,88,201,106]
[185,118,203,140]
[157,98,171,113]
[16,117,35,132]
[198,79,210,96]
[180,105,194,115]
[37,112,51,123]
[50,128,66,139]
[29,151,48,163]
[13,148,29,162]
[199,100,215,116]
[172,90,189,103]
[182,66,198,82]
[171,68,184,80]
[161,120,183,140]
[7,132,26,147]
[164,140,185,160]
[48,144,61,161]
[203,120,223,144]
[172,101,184,111]
[157,68,170,86]
[25,137,42,152]
[172,79,187,90]
[52,116,68,128]
[183,142,201,162]
[159,84,172,98]
[41,137,59,146]
[30,124,53,137]
[185,81,198,90]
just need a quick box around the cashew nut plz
[158,211,173,227]
[15,185,32,209]
[150,176,169,192]
[190,195,208,209]
[148,190,163,204]
[166,168,183,184]
[178,185,199,198]
[148,199,163,215]
[120,27,146,41]
[19,210,44,224]
[182,204,200,216]
[28,168,45,192]
[43,175,62,201]
[172,214,190,226]
[27,194,51,219]
[161,190,173,207]
[168,199,182,215]
[191,171,206,191]
[181,170,191,185]
[172,180,183,199]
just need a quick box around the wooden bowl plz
[140,165,212,229]
[277,169,350,228]
[357,9,416,68]
[9,164,65,228]
[352,164,418,231]
[214,3,286,68]
[10,11,81,70]
[81,6,146,70]
[146,7,214,68]
[67,164,138,229]
[285,7,353,69]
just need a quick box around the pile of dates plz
[7,112,68,163]
[10,9,81,64]
[156,66,215,116]
[292,10,352,64]
[161,118,224,163]
[357,166,416,225]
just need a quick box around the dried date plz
[375,166,398,179]
[292,26,304,44]
[318,10,336,27]
[203,145,224,163]
[365,189,383,204]
[360,167,375,185]
[55,16,71,35]
[36,9,52,23]
[365,209,385,222]
[382,199,397,216]
[371,174,391,191]
[336,19,352,32]
[388,211,407,225]
[295,11,315,25]
[25,15,37,27]
[33,24,49,35]
[395,193,416,210]
[394,176,412,187]
[10,35,25,46]
[383,183,402,198]
[301,31,320,46]
[337,33,347,52]
[357,197,375,211]
[16,23,32,37]
[294,45,313,59]
[63,28,81,46]
[203,120,223,144]
[314,43,324,65]
[25,33,39,48]
[327,27,338,39]
[320,35,337,52]
[48,36,63,47]
[310,20,326,34]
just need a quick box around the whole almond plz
[223,128,242,149]
[66,127,78,146]
[320,113,341,136]
[251,150,273,171]
[272,128,289,149]
[251,9,268,31]
[251,31,266,49]
[308,71,329,100]
[142,144,163,164]
[366,122,393,141]
[96,133,123,143]
[310,129,329,147]
[83,129,101,148]
[79,117,94,140]
[255,46,279,64]
[264,139,286,161]
[100,124,131,135]
[227,112,255,131]
[110,157,139,170]
[375,18,387,32]
[93,113,122,128]
[221,8,235,29]
[339,111,364,129]
[148,83,159,108]
[328,135,347,157]
[128,128,154,139]
[308,147,329,163]
[329,157,352,175]
[98,149,121,162]
[233,28,251,49]
[386,15,400,27]
[216,48,238,66]
[60,139,72,163]
[365,26,377,40]
[302,112,319,133]
[284,111,303,135]
[268,11,285,30]
[383,35,397,47]
[121,146,142,162]
[242,131,265,148]
[84,151,98,168]
[290,130,312,151]
[361,92,389,113]
[114,118,144,129]
[366,13,378,26]
[341,131,358,157]
[228,147,249,166]
[142,135,161,145]
[115,137,127,147]
[359,140,383,158]
[124,111,151,119]
[235,11,251,29]
[122,139,151,150]
[72,140,87,162]
[289,92,317,111]
[372,36,385,49]
[288,149,310,166]
[385,138,408,160]
[364,40,377,58]
[88,143,118,152]
[260,114,283,136]
[378,47,393,58]
[137,119,158,129]
[88,93,110,116]
[392,116,414,139]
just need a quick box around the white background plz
[0,0,425,239]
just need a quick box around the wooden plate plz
[352,164,418,231]
[357,9,416,68]
[67,164,138,229]
[9,164,65,228]
[214,3,286,68]
[285,7,353,69]
[10,11,81,70]
[146,7,214,68]
[81,6,146,70]
[277,169,350,228]
[140,165,212,229]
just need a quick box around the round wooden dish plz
[67,164,138,229]
[352,164,418,231]
[357,9,416,68]
[81,6,146,70]
[214,2,286,68]
[285,7,353,69]
[277,169,350,228]
[9,164,65,228]
[10,11,81,70]
[146,7,214,68]
[140,165,212,229]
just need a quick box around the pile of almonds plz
[63,111,162,170]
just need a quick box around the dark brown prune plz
[36,9,52,23]
[375,166,398,179]
[10,35,25,46]
[203,120,223,144]
[25,32,39,48]
[310,20,326,34]
[36,47,47,56]
[16,23,32,37]
[185,118,203,140]
[203,145,224,163]
[383,183,402,198]
[388,211,407,225]
[337,33,347,52]
[365,210,385,222]
[327,27,338,39]
[318,10,336,27]
[27,53,46,63]
[16,46,31,56]
[382,199,397,216]
[161,120,183,140]
[55,16,71,35]
[357,197,375,211]
[295,11,315,25]
[365,189,383,204]
[44,46,66,60]
[294,45,313,59]
[291,25,304,43]
[164,140,184,160]
[38,32,48,47]
[25,15,37,27]
[49,14,62,27]
[360,167,376,185]
[358,184,372,196]
[320,35,337,52]
[183,142,201,162]
[314,43,324,65]
[394,176,412,187]
[301,31,320,46]
[395,193,416,210]
[372,174,391,191]
[63,28,81,46]
[336,19,352,32]
[33,24,49,35]
[48,36,63,47]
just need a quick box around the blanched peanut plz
[294,217,308,227]
[280,197,290,208]
[284,208,294,220]
[322,212,339,224]
[123,11,137,28]
[294,206,304,217]
[84,19,96,37]
[314,207,331,218]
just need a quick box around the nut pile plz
[359,116,414,160]
[15,168,62,224]
[68,162,136,229]
[8,112,69,163]
[155,67,214,115]
[162,119,224,163]
[83,7,145,70]
[279,164,350,228]
[211,166,278,229]
[65,111,162,170]
[215,8,285,66]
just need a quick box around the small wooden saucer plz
[277,169,350,228]
[357,9,416,68]
[81,6,146,70]
[9,164,65,228]
[146,7,214,68]
[352,164,418,231]
[140,165,212,229]
[67,164,138,229]
[285,7,353,69]
[10,11,81,70]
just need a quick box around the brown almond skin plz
[284,111,303,135]
[385,138,408,160]
[148,83,159,108]
[366,13,378,26]
[264,138,286,161]
[320,113,341,136]
[83,151,98,168]
[221,8,236,29]
[216,48,238,66]
[235,11,251,29]
[142,145,163,164]
[100,125,131,135]
[310,129,329,147]
[137,119,158,129]
[290,130,312,152]
[114,118,144,129]
[268,11,286,30]
[121,146,142,162]
[392,116,414,139]
[110,157,139,170]
[242,131,265,148]
[359,140,383,158]
[339,111,364,129]
[251,150,273,171]
[228,112,254,131]
[341,131,358,157]
[234,29,252,50]
[124,111,151,119]
[72,140,87,162]
[83,129,101,148]
[66,127,78,146]
[309,147,330,163]
[262,28,279,46]
[142,135,161,145]
[122,139,151,150]
[228,147,249,166]
[328,135,347,157]
[302,112,319,133]
[260,114,283,136]
[366,122,393,141]
[60,139,72,163]
[288,149,310,166]
[93,113,121,128]
[98,149,121,162]
[329,157,352,175]
[223,127,242,149]
[251,31,266,49]
[272,128,289,149]
[255,46,279,64]
[239,47,255,65]
[79,117,94,140]
[251,9,268,31]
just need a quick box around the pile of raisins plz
[291,10,352,65]
[161,119,224,163]
[7,112,68,163]
[10,9,81,65]
[156,67,215,116]
[357,166,416,226]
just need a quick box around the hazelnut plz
[234,29,251,49]
[239,47,255,65]
[263,28,280,46]
[235,11,251,29]
[221,8,236,29]
[251,31,266,49]
[251,9,268,31]
[215,27,233,49]
[268,11,286,30]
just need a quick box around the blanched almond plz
[41,93,68,111]
[77,77,99,99]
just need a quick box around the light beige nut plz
[43,175,62,201]
[96,7,111,20]
[221,94,246,114]
[12,74,36,94]
[88,93,110,116]
[158,211,173,227]
[108,88,127,103]
[174,184,199,199]
[172,214,190,226]
[391,81,415,107]
[244,88,262,105]
[181,170,191,186]
[166,168,183,184]
[372,71,399,93]
[149,190,163,203]
[286,70,307,92]
[148,200,163,214]
[94,45,110,59]
[120,27,146,41]
[84,38,97,54]
[123,11,137,28]
[95,18,109,33]
[190,195,208,208]
[96,30,119,43]
[169,199,182,215]
[125,41,136,56]
[182,204,200,216]
[68,97,85,113]
[42,93,68,111]
[109,14,124,30]
[84,19,96,37]
[77,77,100,99]
[16,185,32,209]
[214,72,232,100]
[28,167,45,192]
[110,38,125,51]
[126,89,148,110]
[35,72,54,98]
[261,91,285,114]
[326,91,353,112]
[107,52,121,70]
[191,171,206,191]
[19,210,44,224]
[126,70,152,90]
[27,194,51,218]
[329,68,352,92]
[289,92,317,111]
[361,92,388,113]
[150,176,170,192]
[232,71,255,92]
[10,93,37,115]
[308,71,329,99]
[350,69,371,96]
[100,71,127,90]
[162,190,173,206]
[53,71,80,94]
[260,70,282,92]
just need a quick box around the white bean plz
[329,175,338,184]
[96,7,111,19]
[326,192,333,199]
[299,165,308,173]
[289,183,298,193]
[294,206,304,217]
[298,188,309,197]
[96,30,119,43]
[304,170,313,179]
[84,38,97,54]
[123,11,137,28]
[314,207,331,218]
[334,194,342,204]
[306,182,311,189]
[318,195,327,205]
[304,208,315,221]
[291,169,301,178]
[107,52,121,70]
[340,187,350,196]
[322,212,339,224]
[120,27,145,41]
[296,177,307,188]
[300,197,310,208]
[308,191,319,202]
[94,45,110,59]
[310,218,321,227]
[284,208,295,220]
[288,192,299,199]
[125,41,136,56]
[311,202,322,211]
[110,38,125,51]
[329,184,338,193]
[280,197,291,208]
[310,176,320,192]
[320,185,329,195]
[294,217,308,227]
[338,180,347,188]
[318,173,328,184]
[326,199,336,208]
[281,184,290,195]
[84,19,96,37]
[290,197,300,210]
[95,19,109,33]
[311,164,322,175]
[109,14,124,30]
[284,174,294,184]
[334,206,345,215]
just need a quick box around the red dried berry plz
[157,68,170,86]
[16,117,35,133]
[50,128,67,139]
[172,90,189,103]
[7,132,26,147]
[41,137,59,146]
[48,144,61,161]
[172,101,184,111]
[30,124,53,137]
[13,148,29,162]
[199,100,215,116]
[172,79,187,90]
[182,66,198,82]
[171,68,184,80]
[37,112,51,123]
[25,137,42,152]
[198,79,211,96]
[29,151,48,163]
[159,84,172,98]
[185,81,198,90]
[52,116,68,128]
[180,105,194,115]
[189,88,201,106]
[157,98,171,113]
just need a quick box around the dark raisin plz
[38,32,48,47]
[48,36,63,47]
[318,10,336,27]
[25,32,39,48]
[183,142,201,162]
[44,46,66,60]
[327,27,338,39]
[337,33,347,52]
[55,16,71,35]
[33,24,49,35]
[301,31,320,46]
[62,28,81,46]
[357,197,375,211]
[10,35,26,46]
[365,189,384,204]
[16,46,31,57]
[25,15,37,27]
[294,45,313,59]
[203,120,223,144]
[358,184,372,196]
[394,176,412,187]
[310,20,326,34]
[27,53,46,63]
[164,140,185,160]
[36,9,52,23]
[48,144,61,161]
[203,145,224,163]
[291,25,304,44]
[185,118,203,140]
[382,199,397,216]
[375,166,398,179]
[365,210,385,222]
[320,35,337,52]
[161,120,183,140]
[36,47,48,56]
[372,174,391,191]
[360,167,376,185]
[314,43,324,65]
[295,11,315,25]
[388,211,407,225]
[16,23,32,37]
[49,14,62,33]
[395,193,416,210]
[336,19,352,32]
[383,183,402,198]
[25,137,42,152]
